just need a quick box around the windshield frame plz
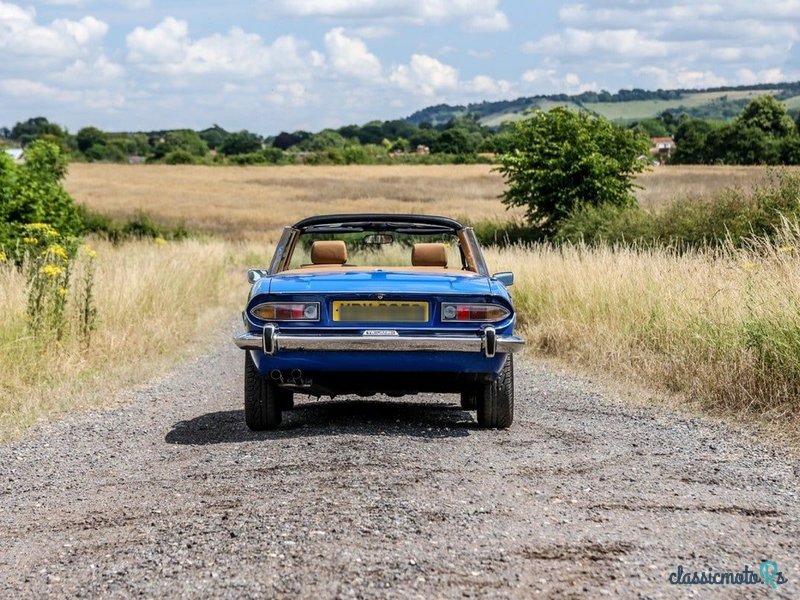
[267,215,489,276]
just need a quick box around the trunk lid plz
[269,269,491,296]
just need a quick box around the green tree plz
[737,96,796,138]
[435,128,476,154]
[152,130,208,160]
[199,125,229,150]
[220,130,262,155]
[671,118,721,164]
[10,117,64,146]
[630,118,669,138]
[76,126,107,153]
[298,129,347,151]
[495,108,650,235]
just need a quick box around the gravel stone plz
[1,324,798,598]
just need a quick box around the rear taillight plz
[251,302,320,321]
[441,303,510,322]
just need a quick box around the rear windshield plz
[288,231,468,270]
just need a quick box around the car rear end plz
[235,269,522,396]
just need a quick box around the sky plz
[1,0,799,135]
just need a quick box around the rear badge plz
[362,329,399,336]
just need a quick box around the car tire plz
[279,391,294,411]
[460,389,477,410]
[244,352,282,430]
[477,355,514,429]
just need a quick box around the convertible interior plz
[281,240,482,276]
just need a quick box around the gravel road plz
[1,324,798,599]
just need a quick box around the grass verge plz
[0,238,266,441]
[486,226,800,434]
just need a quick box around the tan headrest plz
[412,243,448,267]
[311,240,347,265]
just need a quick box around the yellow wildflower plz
[22,237,38,245]
[47,244,68,260]
[39,264,64,278]
[83,245,97,259]
[154,237,168,246]
[57,287,68,297]
[0,250,6,263]
[27,223,57,235]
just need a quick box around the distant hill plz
[405,81,800,127]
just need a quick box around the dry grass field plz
[65,164,511,240]
[65,163,799,239]
[636,165,800,209]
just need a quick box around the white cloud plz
[635,66,727,89]
[466,74,511,96]
[265,82,314,106]
[0,77,123,110]
[126,18,314,79]
[465,10,509,33]
[0,2,108,60]
[275,0,510,32]
[389,53,459,96]
[324,27,382,80]
[0,78,64,98]
[521,68,598,94]
[58,55,124,83]
[524,28,670,59]
[523,1,800,92]
[736,67,786,85]
[45,0,152,8]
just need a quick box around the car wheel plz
[460,389,477,410]
[477,355,514,429]
[244,352,282,430]
[279,391,294,411]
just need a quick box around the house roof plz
[650,137,675,144]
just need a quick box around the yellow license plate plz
[332,300,429,323]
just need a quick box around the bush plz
[228,152,267,165]
[0,140,82,257]
[554,170,800,248]
[164,150,198,165]
[77,207,190,244]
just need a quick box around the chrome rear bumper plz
[234,325,524,358]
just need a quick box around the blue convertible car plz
[234,214,524,430]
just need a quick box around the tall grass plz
[486,224,800,426]
[0,238,254,439]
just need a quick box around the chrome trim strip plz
[268,227,298,275]
[234,330,524,356]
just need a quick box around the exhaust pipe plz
[270,370,284,384]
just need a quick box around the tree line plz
[0,115,506,166]
[629,96,800,165]
[2,95,800,167]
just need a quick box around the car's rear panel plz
[244,269,515,389]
